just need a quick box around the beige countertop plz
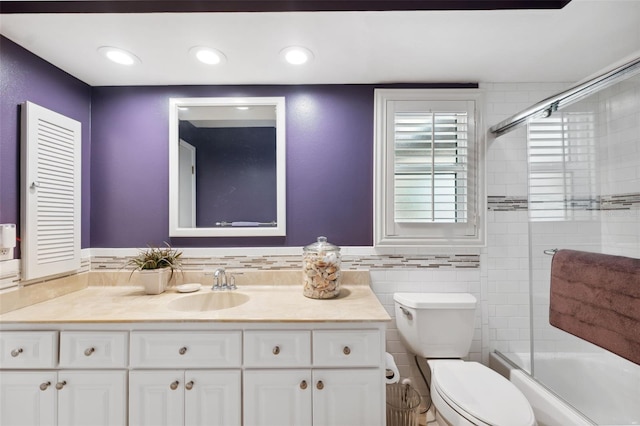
[0,283,391,324]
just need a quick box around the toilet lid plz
[433,362,535,426]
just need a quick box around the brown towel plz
[549,249,640,365]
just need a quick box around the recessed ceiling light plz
[190,46,227,65]
[236,106,250,110]
[280,46,314,65]
[98,46,140,66]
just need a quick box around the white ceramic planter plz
[138,269,171,295]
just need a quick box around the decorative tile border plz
[0,257,91,291]
[487,196,528,211]
[488,192,640,212]
[600,193,640,210]
[92,253,480,271]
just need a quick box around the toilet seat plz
[431,362,536,426]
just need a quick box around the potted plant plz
[127,243,183,295]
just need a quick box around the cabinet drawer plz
[313,330,382,367]
[244,330,311,367]
[59,331,128,368]
[130,331,241,368]
[0,331,58,369]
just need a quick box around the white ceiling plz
[1,0,639,86]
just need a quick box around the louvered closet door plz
[21,101,81,281]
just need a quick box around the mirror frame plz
[169,96,286,237]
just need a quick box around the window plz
[374,89,484,246]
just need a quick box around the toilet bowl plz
[428,360,535,426]
[394,292,536,426]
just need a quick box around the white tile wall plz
[483,82,570,197]
[482,82,573,363]
[599,75,640,257]
[482,76,640,363]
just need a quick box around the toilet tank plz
[394,293,477,358]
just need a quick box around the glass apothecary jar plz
[303,236,341,299]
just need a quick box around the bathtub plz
[490,351,640,426]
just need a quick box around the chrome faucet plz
[212,268,226,291]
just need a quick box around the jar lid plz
[303,236,340,253]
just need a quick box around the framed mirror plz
[169,97,286,237]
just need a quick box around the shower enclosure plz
[492,59,640,425]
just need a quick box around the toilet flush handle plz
[399,306,413,320]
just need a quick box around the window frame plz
[374,89,485,246]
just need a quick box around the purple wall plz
[0,36,92,250]
[91,85,374,247]
[3,38,473,249]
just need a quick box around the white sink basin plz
[168,292,249,312]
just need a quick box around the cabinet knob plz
[84,347,96,356]
[10,348,23,357]
[55,381,67,390]
[40,381,51,391]
[179,347,188,355]
[272,345,280,355]
[343,346,351,355]
[316,380,324,390]
[170,381,179,390]
[299,380,308,390]
[185,381,194,390]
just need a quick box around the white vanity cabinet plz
[243,329,384,426]
[1,323,386,426]
[0,331,127,426]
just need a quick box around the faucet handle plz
[206,270,224,291]
[227,273,242,290]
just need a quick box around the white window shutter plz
[374,89,484,246]
[21,101,81,281]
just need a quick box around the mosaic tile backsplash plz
[92,253,480,271]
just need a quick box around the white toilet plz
[394,292,536,426]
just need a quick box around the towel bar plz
[544,249,558,255]
[215,221,277,227]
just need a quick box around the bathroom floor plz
[419,405,443,426]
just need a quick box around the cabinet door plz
[130,370,184,426]
[312,369,383,426]
[57,370,127,426]
[0,371,56,426]
[243,369,312,426]
[184,370,241,426]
